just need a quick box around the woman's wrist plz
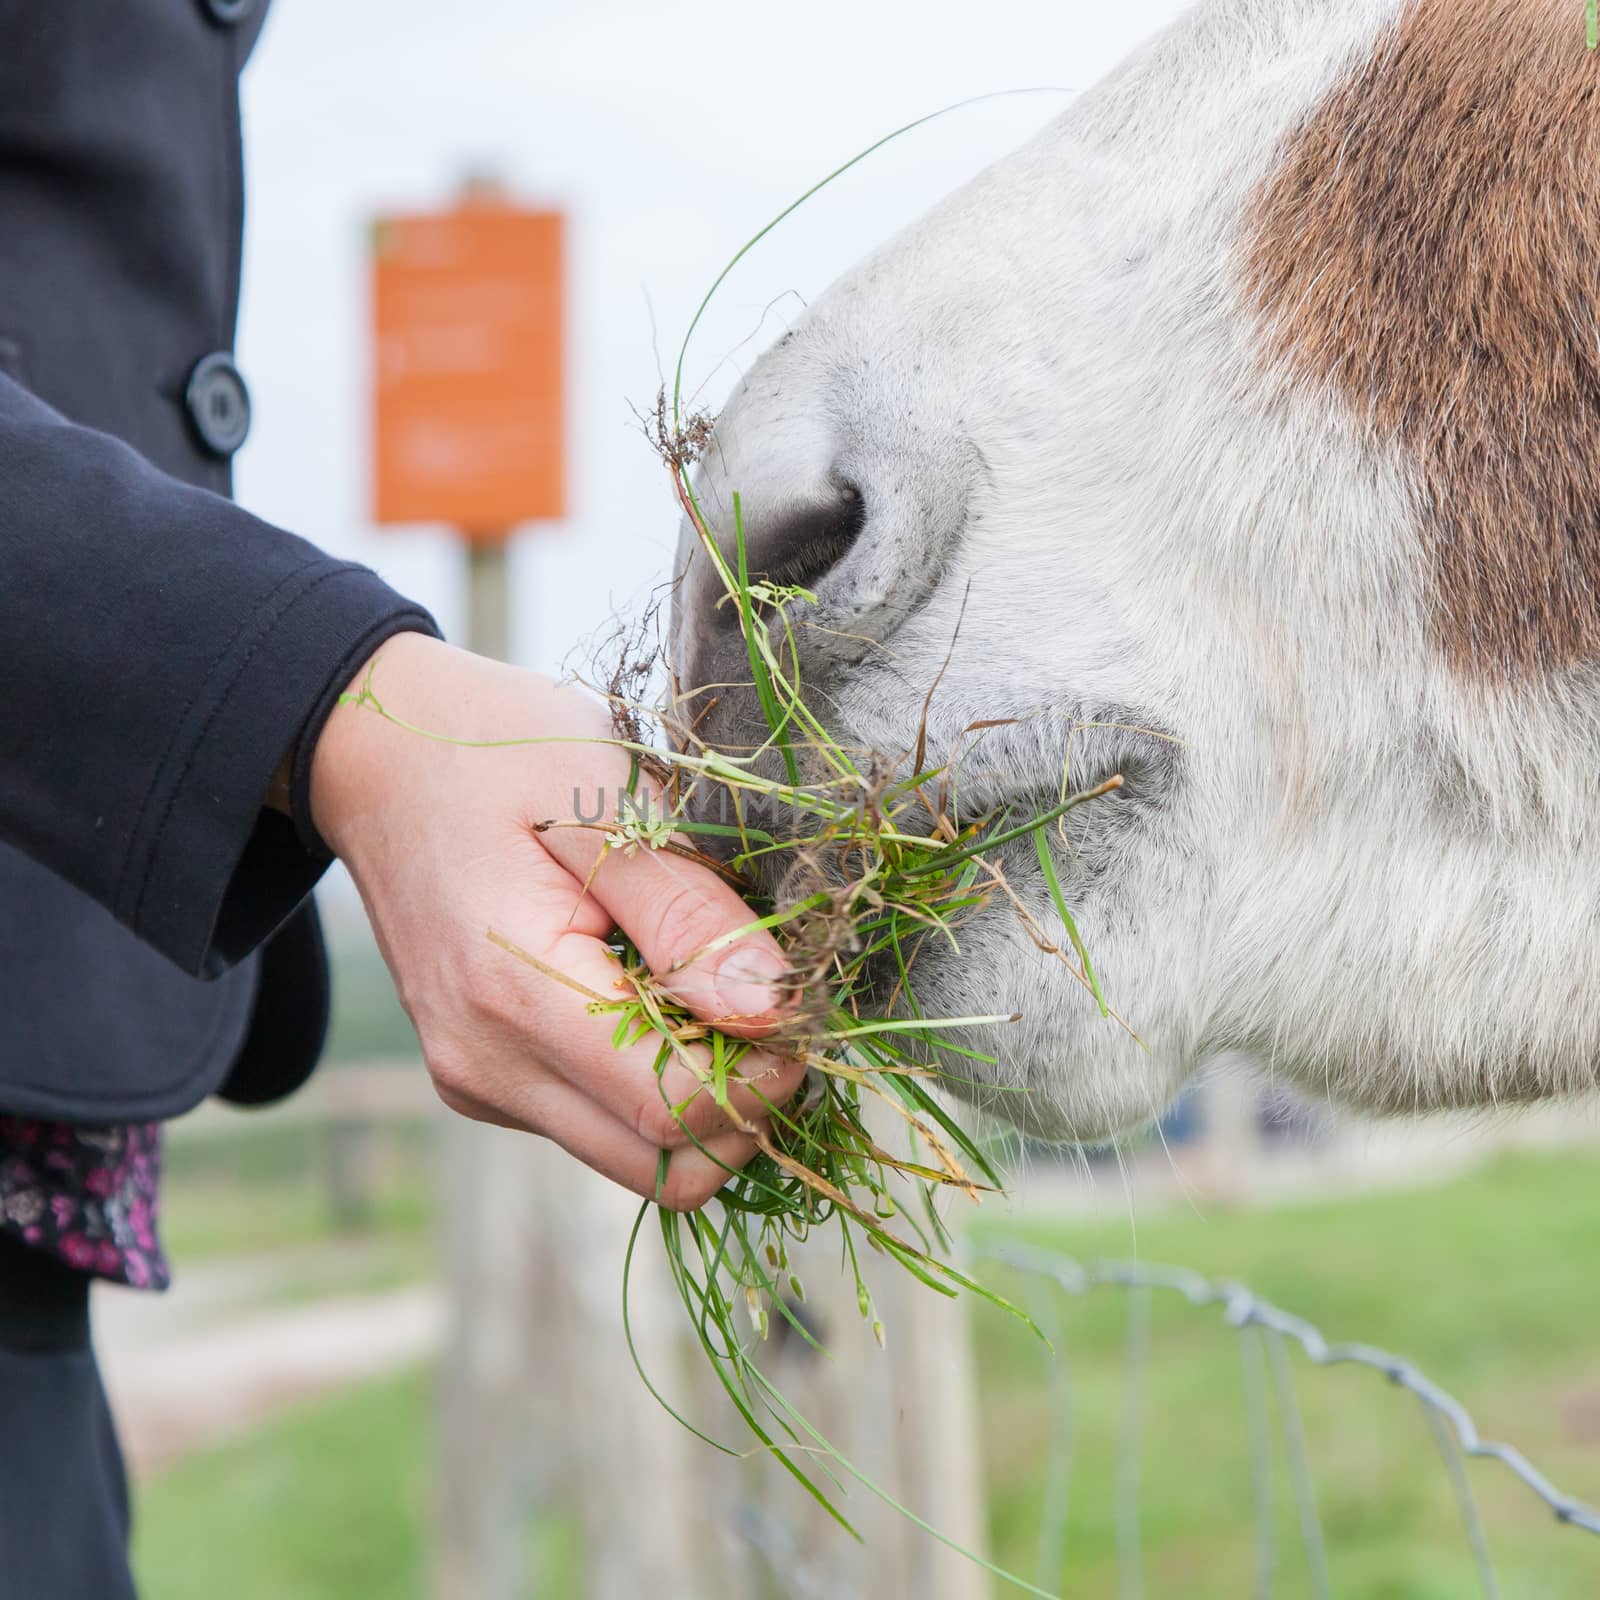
[306,631,464,861]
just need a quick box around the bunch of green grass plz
[561,427,1130,1570]
[479,603,1121,1576]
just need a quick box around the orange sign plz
[371,202,565,537]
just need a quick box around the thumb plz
[579,842,795,1034]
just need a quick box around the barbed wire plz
[975,1237,1600,1583]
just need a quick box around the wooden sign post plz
[372,183,566,1600]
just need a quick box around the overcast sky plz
[234,0,1190,678]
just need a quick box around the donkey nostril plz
[754,478,867,593]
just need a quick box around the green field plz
[974,1149,1600,1597]
[133,1370,580,1600]
[134,1147,1600,1597]
[159,1115,434,1263]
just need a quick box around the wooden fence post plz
[433,540,547,1600]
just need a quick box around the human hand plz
[308,632,802,1210]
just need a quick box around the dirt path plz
[94,1256,443,1476]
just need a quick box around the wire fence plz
[727,1233,1600,1598]
[973,1238,1600,1599]
[732,1235,1600,1598]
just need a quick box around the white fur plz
[675,0,1600,1140]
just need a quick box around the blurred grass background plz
[128,942,1600,1597]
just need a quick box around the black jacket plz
[0,1,435,1121]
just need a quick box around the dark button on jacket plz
[0,1,438,1122]
[203,0,257,24]
[186,353,252,457]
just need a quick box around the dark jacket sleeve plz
[0,373,439,979]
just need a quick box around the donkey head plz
[672,0,1600,1140]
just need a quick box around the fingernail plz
[712,949,792,1020]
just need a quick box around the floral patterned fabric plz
[0,1117,168,1290]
